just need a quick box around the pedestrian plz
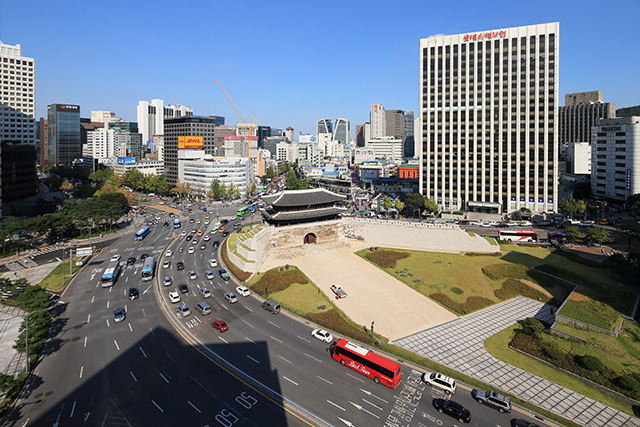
[601,248,604,255]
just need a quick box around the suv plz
[110,254,121,263]
[471,389,511,413]
[195,302,211,315]
[433,399,470,423]
[421,372,456,394]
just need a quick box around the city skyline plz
[1,0,639,138]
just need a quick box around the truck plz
[330,284,347,299]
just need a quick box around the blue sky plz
[1,0,639,138]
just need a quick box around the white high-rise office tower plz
[419,23,559,214]
[137,99,193,144]
[370,104,386,139]
[0,41,36,145]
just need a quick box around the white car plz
[209,259,218,268]
[520,221,532,227]
[188,271,197,280]
[162,260,171,269]
[110,254,121,263]
[180,230,187,236]
[188,246,195,254]
[421,372,457,394]
[311,329,333,343]
[236,286,250,297]
[205,270,215,280]
[165,249,173,257]
[205,220,210,225]
[168,291,181,303]
[163,276,172,286]
[203,235,211,242]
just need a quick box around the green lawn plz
[485,324,636,416]
[39,257,82,291]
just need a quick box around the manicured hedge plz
[251,268,308,296]
[463,252,502,257]
[494,279,552,302]
[430,293,493,315]
[364,250,410,268]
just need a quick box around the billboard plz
[56,104,80,112]
[178,136,203,149]
[117,157,136,165]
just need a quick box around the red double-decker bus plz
[330,339,402,388]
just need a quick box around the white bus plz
[498,230,539,242]
[101,260,122,287]
[141,256,155,282]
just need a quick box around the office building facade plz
[333,118,350,144]
[0,41,36,145]
[164,116,216,185]
[179,155,250,196]
[317,119,333,135]
[559,91,615,148]
[47,104,81,166]
[404,111,415,157]
[370,104,386,138]
[137,99,193,143]
[591,117,640,200]
[420,22,559,214]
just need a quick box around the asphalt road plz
[4,205,550,427]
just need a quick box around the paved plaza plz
[393,297,640,427]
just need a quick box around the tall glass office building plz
[419,23,559,214]
[333,118,350,144]
[47,104,81,166]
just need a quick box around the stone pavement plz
[393,297,640,427]
[0,305,27,377]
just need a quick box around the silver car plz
[224,292,238,303]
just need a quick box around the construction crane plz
[214,79,257,172]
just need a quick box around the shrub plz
[577,355,603,371]
[543,345,566,362]
[615,376,640,392]
[494,279,551,302]
[482,263,530,281]
[463,252,502,257]
[251,268,309,296]
[306,309,371,342]
[430,293,493,315]
[452,211,464,215]
[451,287,464,295]
[521,317,546,335]
[364,250,410,268]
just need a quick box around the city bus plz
[173,217,181,229]
[248,201,261,212]
[498,229,539,242]
[135,225,151,241]
[330,339,402,389]
[141,256,155,282]
[101,260,122,288]
[236,206,249,217]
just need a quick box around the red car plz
[212,320,228,332]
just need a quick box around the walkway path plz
[393,297,640,427]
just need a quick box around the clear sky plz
[1,0,639,138]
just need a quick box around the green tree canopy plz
[424,198,439,216]
[559,197,586,218]
[403,193,426,216]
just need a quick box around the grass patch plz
[430,293,494,315]
[267,282,332,315]
[39,257,83,291]
[484,236,498,246]
[483,263,530,281]
[250,266,309,296]
[451,287,464,295]
[364,249,410,268]
[494,279,552,302]
[559,296,623,332]
[220,239,251,282]
[485,324,636,416]
[467,232,475,237]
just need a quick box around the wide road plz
[5,204,549,427]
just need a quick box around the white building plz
[112,159,164,177]
[566,142,591,175]
[91,111,121,126]
[285,127,295,143]
[366,137,403,161]
[179,154,251,196]
[370,104,385,139]
[591,117,640,201]
[0,41,36,145]
[84,128,117,162]
[420,23,559,214]
[136,99,193,143]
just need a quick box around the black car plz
[213,240,220,248]
[220,218,229,224]
[178,284,189,293]
[189,218,195,223]
[185,235,192,241]
[126,257,136,265]
[176,262,185,270]
[222,231,229,237]
[514,420,540,427]
[128,287,139,300]
[140,253,148,260]
[200,244,206,250]
[163,222,169,227]
[433,399,470,423]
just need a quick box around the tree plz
[403,193,426,217]
[262,166,274,183]
[0,217,24,256]
[60,179,74,193]
[395,199,404,213]
[171,180,191,199]
[380,197,393,214]
[559,197,586,218]
[89,168,115,185]
[588,227,614,245]
[248,182,257,196]
[424,199,439,216]
[564,226,586,244]
[227,182,241,199]
[122,169,145,190]
[209,179,225,200]
[617,224,640,249]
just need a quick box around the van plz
[195,302,211,315]
[262,300,280,314]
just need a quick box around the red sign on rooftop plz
[463,30,507,42]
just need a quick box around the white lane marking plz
[109,287,112,293]
[159,372,170,383]
[219,336,228,344]
[362,398,384,411]
[270,336,283,344]
[245,336,255,344]
[241,319,254,328]
[297,335,311,343]
[278,355,292,364]
[70,400,76,417]
[87,314,91,324]
[106,300,110,308]
[84,336,87,348]
[268,320,280,328]
[79,366,83,379]
[123,289,126,297]
[143,285,152,295]
[125,304,128,312]
[139,346,147,358]
[245,306,252,312]
[143,309,147,318]
[349,402,380,419]
[91,296,95,304]
[151,400,164,413]
[128,323,133,332]
[317,375,333,385]
[20,417,28,427]
[347,373,365,383]
[114,340,120,351]
[305,353,323,363]
[221,303,228,310]
[106,319,110,328]
[327,400,346,411]
[187,401,201,413]
[359,388,388,403]
[283,376,298,386]
[166,352,175,362]
[130,371,137,382]
[246,355,260,364]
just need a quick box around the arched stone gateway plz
[303,233,317,244]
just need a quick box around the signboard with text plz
[117,157,136,165]
[178,136,203,149]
